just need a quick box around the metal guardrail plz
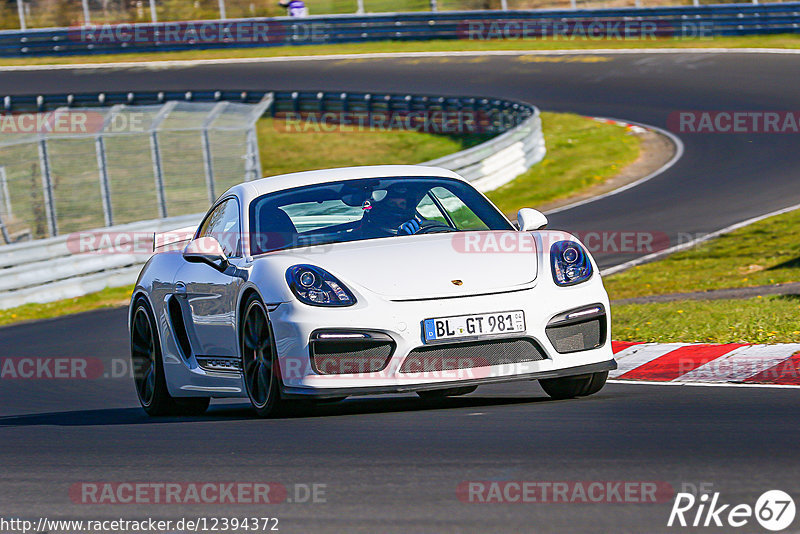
[0,3,798,57]
[0,214,200,310]
[0,88,544,309]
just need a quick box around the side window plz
[429,187,489,230]
[198,198,241,257]
[415,193,450,225]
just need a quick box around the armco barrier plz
[0,3,799,57]
[0,214,201,309]
[0,89,544,310]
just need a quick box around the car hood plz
[274,231,538,300]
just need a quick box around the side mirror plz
[517,208,548,231]
[183,236,228,271]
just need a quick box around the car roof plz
[228,165,466,201]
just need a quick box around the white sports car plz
[129,165,616,417]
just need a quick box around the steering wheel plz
[414,220,458,234]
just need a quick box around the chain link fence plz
[0,96,270,243]
[0,0,773,30]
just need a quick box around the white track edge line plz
[602,201,800,276]
[545,117,684,216]
[608,379,800,389]
[2,47,800,72]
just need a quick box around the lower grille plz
[546,318,603,354]
[399,338,546,373]
[310,340,394,375]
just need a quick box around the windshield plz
[248,176,513,255]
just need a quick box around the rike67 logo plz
[668,490,796,531]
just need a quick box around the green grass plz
[612,295,800,344]
[0,285,133,327]
[1,34,800,67]
[257,117,490,176]
[606,206,800,344]
[605,208,800,300]
[486,112,639,213]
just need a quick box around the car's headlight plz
[550,240,593,286]
[286,265,356,307]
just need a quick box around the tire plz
[417,386,478,399]
[240,293,283,418]
[579,371,608,397]
[131,299,209,416]
[174,397,211,415]
[539,371,608,400]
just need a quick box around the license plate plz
[423,311,526,343]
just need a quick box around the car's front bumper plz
[268,275,615,396]
[280,360,617,399]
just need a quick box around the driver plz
[362,183,423,237]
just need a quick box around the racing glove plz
[398,219,421,235]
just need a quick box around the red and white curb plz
[610,341,800,387]
[589,116,648,134]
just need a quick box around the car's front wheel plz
[241,294,283,418]
[131,299,209,416]
[539,371,608,400]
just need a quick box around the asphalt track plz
[1,51,800,533]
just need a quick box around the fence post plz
[201,129,216,203]
[37,138,58,237]
[430,0,437,12]
[149,101,176,219]
[16,0,26,31]
[570,0,577,8]
[0,165,9,244]
[243,93,273,182]
[219,0,227,19]
[501,0,508,10]
[150,132,167,218]
[245,127,261,182]
[149,0,158,22]
[356,0,365,14]
[81,0,91,24]
[95,136,114,227]
[0,212,8,244]
[201,102,229,204]
[94,104,125,227]
[0,166,11,219]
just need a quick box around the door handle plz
[175,282,187,296]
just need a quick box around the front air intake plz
[309,331,395,375]
[545,304,606,354]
